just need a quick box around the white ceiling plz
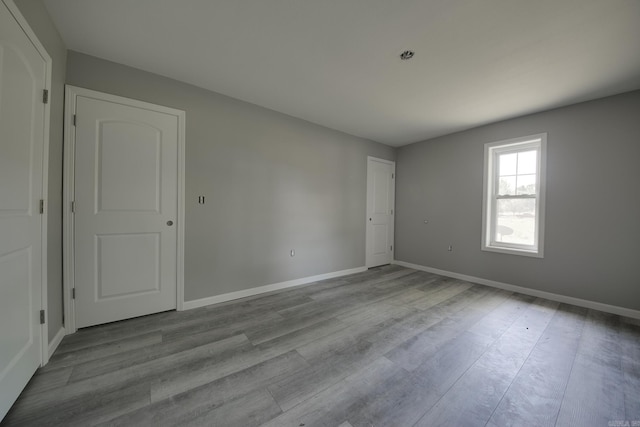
[43,0,640,146]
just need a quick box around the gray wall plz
[66,51,395,301]
[14,0,67,341]
[395,90,640,311]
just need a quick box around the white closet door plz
[73,94,178,328]
[0,1,46,419]
[366,157,395,267]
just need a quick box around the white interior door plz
[0,1,46,418]
[73,92,179,328]
[366,157,395,267]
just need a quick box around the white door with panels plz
[366,157,395,267]
[70,88,182,328]
[0,0,48,419]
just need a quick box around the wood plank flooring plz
[3,265,639,426]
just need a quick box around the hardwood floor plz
[3,265,639,426]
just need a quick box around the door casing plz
[63,85,186,334]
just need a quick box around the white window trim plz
[482,133,547,258]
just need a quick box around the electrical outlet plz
[448,245,453,252]
[290,249,295,257]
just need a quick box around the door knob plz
[167,220,174,226]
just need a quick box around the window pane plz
[516,174,536,195]
[499,153,517,176]
[484,135,545,256]
[499,176,516,195]
[495,198,536,246]
[517,150,537,174]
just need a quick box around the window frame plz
[482,133,547,258]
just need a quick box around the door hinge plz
[392,173,394,179]
[72,288,76,299]
[40,310,45,324]
[71,201,76,213]
[73,114,77,126]
[42,89,49,104]
[390,245,393,251]
[391,209,393,215]
[39,199,45,214]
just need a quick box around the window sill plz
[481,245,543,258]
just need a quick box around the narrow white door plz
[73,93,179,328]
[366,157,395,267]
[0,1,46,418]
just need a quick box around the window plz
[482,134,546,257]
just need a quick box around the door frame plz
[63,85,186,334]
[2,0,52,364]
[365,156,396,268]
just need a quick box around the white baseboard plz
[46,326,65,364]
[183,266,367,310]
[393,260,640,320]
